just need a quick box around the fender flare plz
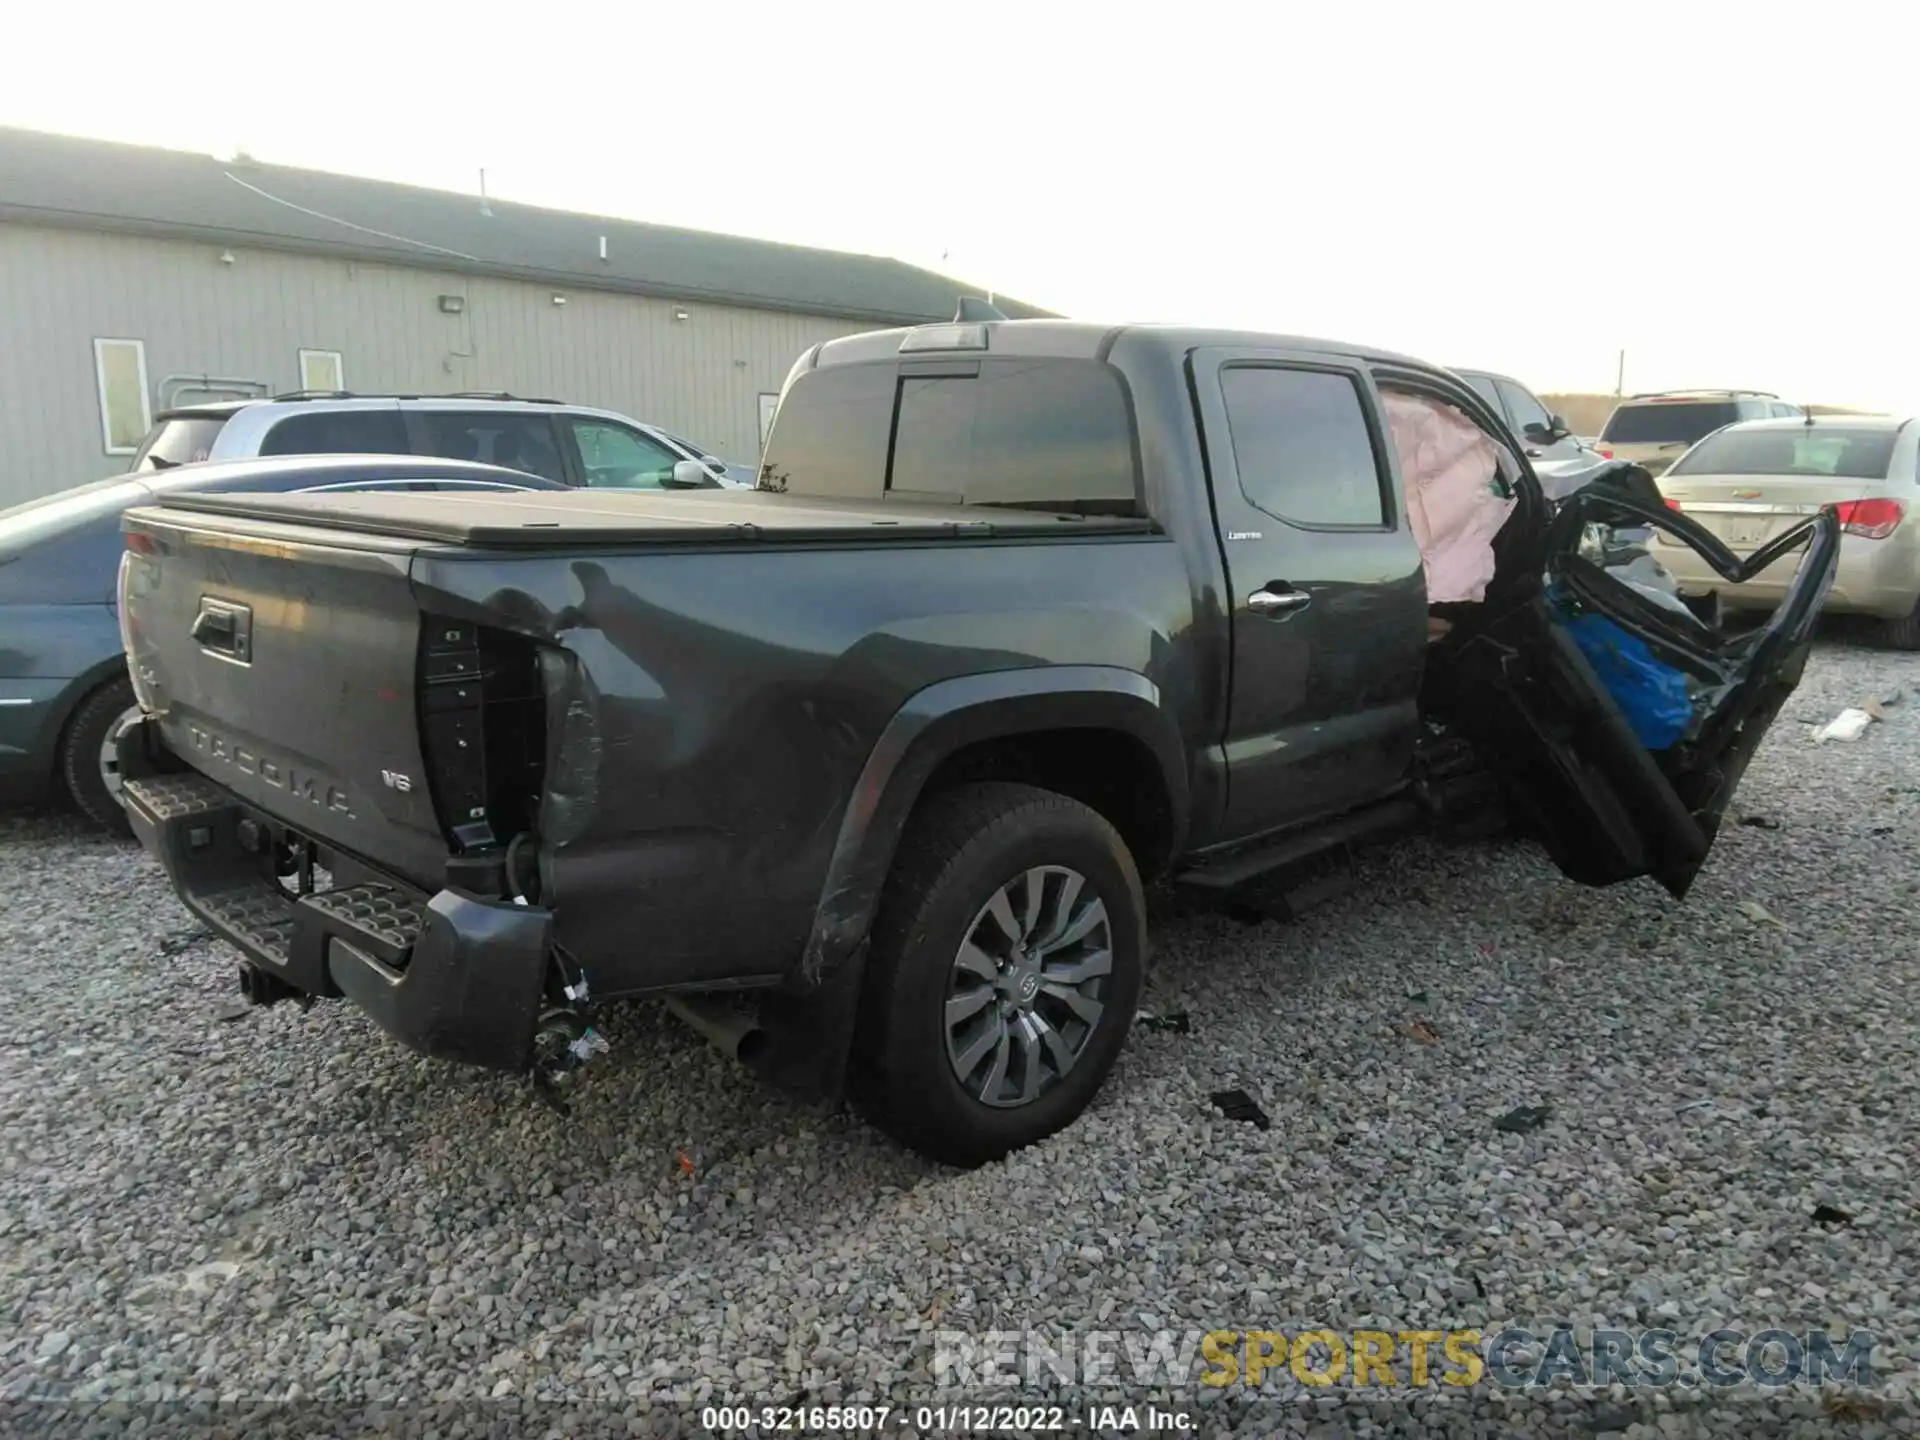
[798,665,1188,986]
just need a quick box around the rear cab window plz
[131,414,229,472]
[762,357,1140,514]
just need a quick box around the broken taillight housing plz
[1831,498,1906,540]
[415,615,546,852]
[117,548,161,713]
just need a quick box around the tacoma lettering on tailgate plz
[186,724,356,819]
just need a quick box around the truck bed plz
[115,480,1196,996]
[136,488,1159,550]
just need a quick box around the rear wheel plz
[60,676,138,837]
[849,782,1145,1167]
[1881,598,1920,651]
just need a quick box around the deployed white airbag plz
[1384,389,1515,605]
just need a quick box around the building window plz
[93,338,152,455]
[758,392,780,449]
[299,349,345,393]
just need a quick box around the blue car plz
[0,453,569,833]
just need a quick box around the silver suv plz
[130,392,758,490]
[1597,391,1802,477]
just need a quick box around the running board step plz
[1176,796,1424,892]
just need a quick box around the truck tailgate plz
[120,508,450,884]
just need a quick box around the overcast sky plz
[6,1,1913,409]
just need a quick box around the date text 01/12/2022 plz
[698,1404,1194,1433]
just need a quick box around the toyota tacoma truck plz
[112,315,1840,1166]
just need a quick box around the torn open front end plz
[1421,472,1841,900]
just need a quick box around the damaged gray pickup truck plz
[113,316,1841,1165]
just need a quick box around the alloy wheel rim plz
[98,705,142,807]
[944,865,1112,1109]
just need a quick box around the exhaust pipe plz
[664,993,769,1068]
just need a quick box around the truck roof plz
[809,319,1445,373]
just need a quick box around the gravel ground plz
[3,638,1919,1438]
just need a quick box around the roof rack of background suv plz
[265,390,567,405]
[1627,388,1779,400]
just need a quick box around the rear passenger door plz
[1189,349,1429,840]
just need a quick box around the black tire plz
[849,781,1146,1167]
[1881,600,1920,651]
[1681,590,1724,632]
[60,676,137,837]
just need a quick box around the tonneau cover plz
[125,488,1157,549]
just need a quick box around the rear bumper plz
[122,749,551,1073]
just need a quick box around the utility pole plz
[1615,349,1625,397]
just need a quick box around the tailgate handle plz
[192,598,253,663]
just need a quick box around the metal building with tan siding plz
[0,126,1047,507]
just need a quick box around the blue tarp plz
[1561,611,1694,751]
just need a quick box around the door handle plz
[1247,587,1311,615]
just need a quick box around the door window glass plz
[1219,367,1389,527]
